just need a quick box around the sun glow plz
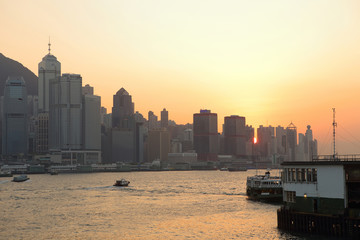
[254,137,257,144]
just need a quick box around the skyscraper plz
[2,76,28,158]
[223,115,246,157]
[37,43,61,153]
[38,42,61,113]
[193,109,218,161]
[112,88,134,129]
[161,108,168,128]
[49,74,82,151]
[286,122,297,161]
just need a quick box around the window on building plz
[312,168,317,182]
[301,168,306,182]
[285,191,296,203]
[306,168,312,182]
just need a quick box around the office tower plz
[112,88,134,129]
[305,125,316,161]
[297,133,306,161]
[257,125,275,159]
[83,94,101,150]
[286,122,297,161]
[161,108,168,128]
[2,76,28,158]
[276,126,286,155]
[49,74,82,151]
[100,107,107,125]
[82,84,94,95]
[245,125,255,155]
[148,111,158,130]
[193,109,218,161]
[148,128,170,162]
[223,115,247,157]
[37,43,61,153]
[38,43,61,113]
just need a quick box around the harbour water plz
[0,170,334,239]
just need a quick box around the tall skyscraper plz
[148,111,158,130]
[193,109,218,161]
[37,43,61,153]
[147,128,170,162]
[257,125,275,159]
[83,94,101,150]
[2,76,28,158]
[286,122,297,161]
[38,42,61,113]
[49,74,82,151]
[223,115,247,157]
[112,88,134,129]
[161,108,168,128]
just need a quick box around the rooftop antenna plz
[48,37,51,54]
[332,108,337,160]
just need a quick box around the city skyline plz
[1,0,360,154]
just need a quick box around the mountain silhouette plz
[0,53,37,96]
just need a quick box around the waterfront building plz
[147,128,170,162]
[2,76,28,159]
[278,157,360,237]
[193,109,218,161]
[49,74,82,151]
[112,88,134,129]
[160,108,168,128]
[223,115,247,157]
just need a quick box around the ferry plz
[246,170,282,202]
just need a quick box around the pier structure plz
[278,157,360,238]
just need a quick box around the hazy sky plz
[1,0,360,154]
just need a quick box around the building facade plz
[2,76,28,158]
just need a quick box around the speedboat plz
[12,175,29,182]
[113,178,130,187]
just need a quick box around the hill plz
[0,53,37,96]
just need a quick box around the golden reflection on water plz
[0,171,290,239]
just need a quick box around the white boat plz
[113,178,130,187]
[246,171,282,202]
[12,175,29,182]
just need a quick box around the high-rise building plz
[223,115,247,157]
[257,125,275,159]
[161,108,168,128]
[37,43,61,153]
[193,109,218,161]
[148,111,158,130]
[276,126,286,155]
[38,43,61,113]
[147,128,170,162]
[286,122,297,161]
[82,84,94,95]
[2,76,28,158]
[112,88,134,129]
[83,94,101,150]
[49,74,82,151]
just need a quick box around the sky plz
[1,0,360,154]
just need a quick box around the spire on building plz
[48,37,51,55]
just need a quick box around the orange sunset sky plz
[1,0,360,154]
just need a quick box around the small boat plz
[49,170,58,175]
[246,171,282,202]
[113,178,130,187]
[12,175,29,182]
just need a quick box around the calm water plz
[0,170,333,239]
